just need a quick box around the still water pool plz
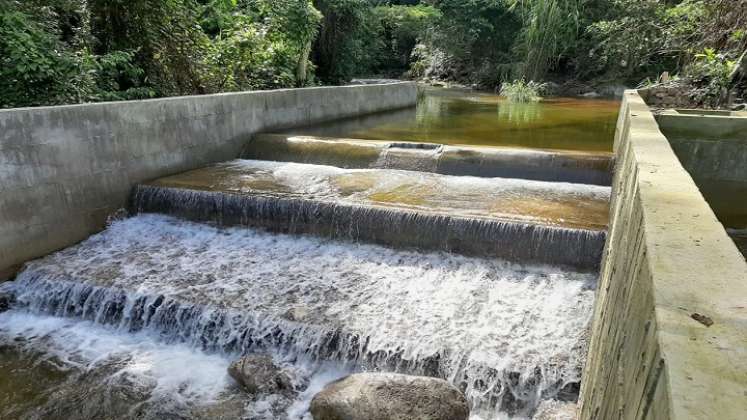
[289,88,620,152]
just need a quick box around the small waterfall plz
[6,272,580,416]
[1,215,597,417]
[372,142,444,172]
[131,184,606,269]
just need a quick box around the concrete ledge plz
[0,83,418,278]
[579,91,747,419]
[655,111,747,141]
[244,134,614,185]
[654,111,747,184]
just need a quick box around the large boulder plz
[227,354,292,395]
[310,373,469,420]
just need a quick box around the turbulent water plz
[1,214,597,419]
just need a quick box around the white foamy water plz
[7,214,597,416]
[0,310,232,404]
[228,159,611,201]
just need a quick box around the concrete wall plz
[579,91,747,419]
[0,83,418,279]
[656,111,747,183]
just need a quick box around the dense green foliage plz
[0,0,321,107]
[2,0,745,107]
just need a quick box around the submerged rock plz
[0,292,14,312]
[310,373,469,420]
[228,354,292,395]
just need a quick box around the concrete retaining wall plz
[655,111,747,183]
[0,83,418,279]
[579,91,747,419]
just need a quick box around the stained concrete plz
[0,83,417,279]
[656,109,747,141]
[579,91,747,420]
[656,109,747,258]
[656,110,747,183]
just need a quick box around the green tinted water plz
[291,88,620,152]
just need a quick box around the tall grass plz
[500,79,547,102]
[508,0,582,80]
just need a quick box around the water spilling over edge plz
[2,214,597,417]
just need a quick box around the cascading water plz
[131,159,609,268]
[372,142,444,172]
[1,89,619,420]
[1,215,597,419]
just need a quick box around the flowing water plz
[0,89,618,419]
[133,160,609,268]
[1,215,595,419]
[286,88,619,152]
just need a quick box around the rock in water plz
[0,292,14,313]
[310,373,469,420]
[228,354,292,395]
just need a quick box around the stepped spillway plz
[132,159,609,268]
[244,134,614,185]
[2,214,597,418]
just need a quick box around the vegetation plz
[500,80,547,103]
[2,0,745,108]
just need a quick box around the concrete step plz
[131,160,610,268]
[244,134,614,186]
[5,214,597,415]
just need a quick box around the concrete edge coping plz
[654,109,747,141]
[657,109,747,118]
[622,90,747,418]
[0,82,418,114]
[253,133,615,158]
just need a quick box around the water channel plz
[0,87,619,420]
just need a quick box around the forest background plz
[1,0,745,108]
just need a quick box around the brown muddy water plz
[287,88,620,152]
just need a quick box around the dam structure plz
[1,84,743,419]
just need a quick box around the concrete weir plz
[578,91,747,419]
[244,134,614,185]
[3,214,597,416]
[0,83,417,279]
[3,82,745,419]
[131,160,609,268]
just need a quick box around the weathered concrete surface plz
[656,111,747,183]
[579,91,747,420]
[656,110,747,141]
[0,83,417,279]
[245,134,614,185]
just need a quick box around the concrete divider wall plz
[579,91,747,419]
[655,112,747,183]
[0,83,418,279]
